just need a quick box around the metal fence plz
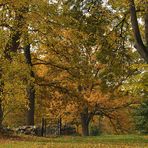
[40,118,62,137]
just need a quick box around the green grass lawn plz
[0,135,148,148]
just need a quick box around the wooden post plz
[58,117,62,135]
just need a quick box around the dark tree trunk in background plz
[145,3,148,46]
[24,44,35,125]
[0,69,3,127]
[26,84,35,125]
[129,0,148,63]
[0,99,3,127]
[80,107,92,136]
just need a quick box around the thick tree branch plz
[145,2,148,46]
[33,58,70,71]
[129,0,148,62]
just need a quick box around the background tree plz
[0,0,28,126]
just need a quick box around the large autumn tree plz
[33,0,138,136]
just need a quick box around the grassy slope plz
[0,135,148,148]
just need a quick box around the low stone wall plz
[0,126,14,135]
[14,126,41,136]
[0,126,41,136]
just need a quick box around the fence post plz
[58,117,62,135]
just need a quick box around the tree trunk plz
[0,100,3,127]
[81,116,89,136]
[26,85,35,125]
[145,2,148,46]
[129,0,148,63]
[0,69,3,127]
[24,44,35,125]
[80,107,92,136]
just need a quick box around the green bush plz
[134,99,148,134]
